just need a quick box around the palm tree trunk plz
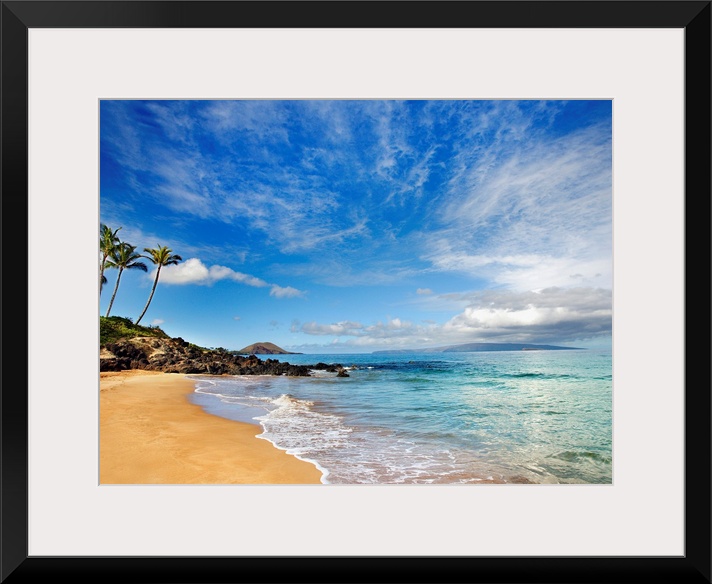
[136,266,161,325]
[105,268,124,317]
[100,255,108,293]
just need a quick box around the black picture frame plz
[2,2,709,582]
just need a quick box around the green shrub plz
[100,316,170,345]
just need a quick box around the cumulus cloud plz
[293,287,611,348]
[156,258,304,299]
[157,258,266,287]
[430,287,611,343]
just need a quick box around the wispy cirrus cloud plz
[106,100,610,285]
[298,320,364,336]
[423,241,611,291]
[417,117,611,291]
[107,104,372,257]
[101,100,612,349]
[200,100,291,143]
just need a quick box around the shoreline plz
[100,370,323,484]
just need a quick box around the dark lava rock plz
[101,336,351,379]
[99,337,341,377]
[311,362,345,372]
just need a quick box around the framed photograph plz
[3,1,709,582]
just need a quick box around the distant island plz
[373,342,584,355]
[235,342,301,355]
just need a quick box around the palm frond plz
[143,245,183,267]
[100,224,122,255]
[108,242,148,271]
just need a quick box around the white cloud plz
[151,318,164,325]
[201,100,290,143]
[157,258,307,300]
[438,291,611,344]
[419,119,612,292]
[423,242,612,291]
[104,101,612,317]
[209,265,268,287]
[300,321,364,336]
[233,316,241,321]
[298,318,431,346]
[157,258,269,287]
[272,257,421,288]
[269,285,305,299]
[439,287,612,344]
[293,287,611,348]
[157,258,209,284]
[416,288,433,295]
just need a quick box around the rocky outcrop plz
[100,336,344,378]
[310,362,351,377]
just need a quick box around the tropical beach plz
[99,370,321,484]
[99,331,612,484]
[99,99,613,485]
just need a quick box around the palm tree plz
[99,224,122,294]
[104,243,147,317]
[135,245,182,325]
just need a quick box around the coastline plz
[100,370,323,484]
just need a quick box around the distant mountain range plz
[372,342,584,354]
[235,342,301,355]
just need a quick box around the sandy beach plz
[100,370,322,484]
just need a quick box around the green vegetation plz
[100,316,170,345]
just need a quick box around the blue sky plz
[100,100,612,353]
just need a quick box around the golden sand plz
[100,370,322,484]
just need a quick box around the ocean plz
[187,349,612,484]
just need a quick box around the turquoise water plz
[188,350,612,484]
